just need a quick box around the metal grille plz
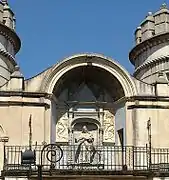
[3,145,169,173]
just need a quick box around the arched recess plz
[41,53,137,96]
[40,54,137,146]
[71,118,100,146]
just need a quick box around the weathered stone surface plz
[0,2,169,180]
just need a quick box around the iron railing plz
[3,145,169,173]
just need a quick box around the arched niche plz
[45,54,137,146]
[71,118,100,146]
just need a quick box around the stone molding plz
[134,55,169,76]
[0,23,20,53]
[128,104,169,109]
[0,91,48,97]
[0,100,50,108]
[40,53,137,98]
[129,32,169,65]
[126,95,169,102]
[0,48,16,67]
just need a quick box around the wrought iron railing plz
[3,145,169,173]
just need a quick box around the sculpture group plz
[75,126,96,163]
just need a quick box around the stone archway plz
[40,53,137,145]
[41,53,137,97]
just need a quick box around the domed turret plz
[154,3,169,34]
[0,0,21,86]
[129,4,169,84]
[135,26,142,44]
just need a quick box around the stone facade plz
[0,1,169,180]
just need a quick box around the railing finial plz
[147,117,152,167]
[29,114,32,150]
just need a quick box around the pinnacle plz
[160,3,168,9]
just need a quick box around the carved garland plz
[103,110,115,143]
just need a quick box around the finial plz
[148,12,153,16]
[147,117,151,130]
[160,3,167,9]
[137,26,141,30]
[29,115,32,150]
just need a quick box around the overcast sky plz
[8,0,168,79]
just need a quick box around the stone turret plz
[0,0,21,86]
[135,26,141,44]
[129,4,169,84]
[154,3,169,34]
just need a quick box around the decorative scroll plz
[56,112,68,143]
[41,144,63,164]
[103,110,115,144]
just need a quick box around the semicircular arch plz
[40,53,137,98]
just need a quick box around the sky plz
[7,0,169,79]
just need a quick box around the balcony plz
[2,145,169,178]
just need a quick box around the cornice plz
[128,104,169,109]
[133,55,169,76]
[126,96,169,102]
[0,48,16,66]
[129,32,169,65]
[0,23,21,53]
[0,91,48,98]
[0,101,50,108]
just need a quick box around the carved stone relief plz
[56,111,68,143]
[103,110,115,144]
